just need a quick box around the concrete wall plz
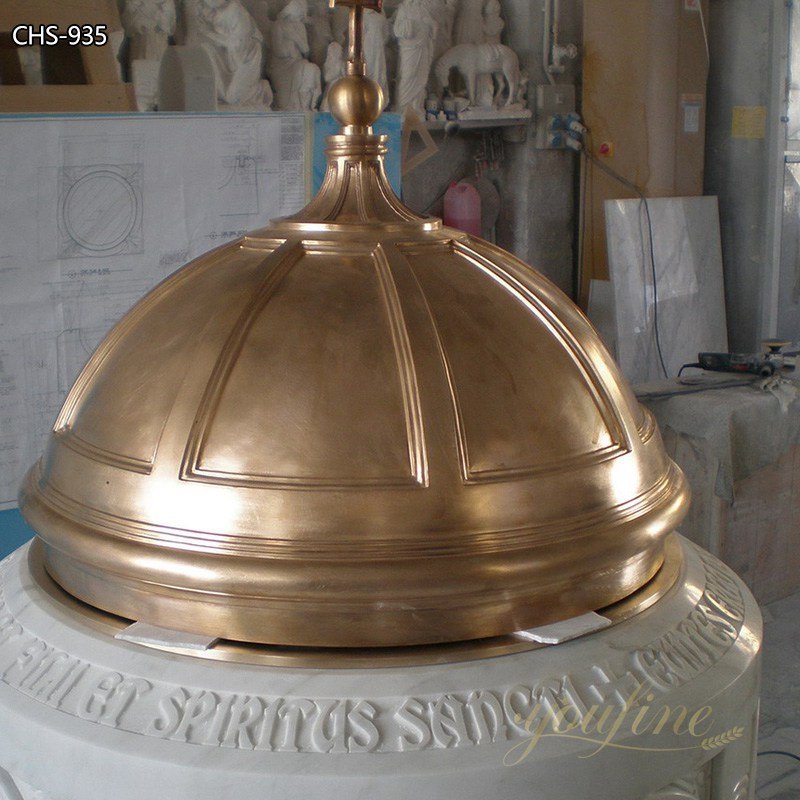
[402,0,583,297]
[402,0,790,339]
[334,0,792,351]
[704,0,787,351]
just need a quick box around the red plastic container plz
[443,181,481,237]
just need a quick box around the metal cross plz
[328,0,383,10]
[329,0,383,74]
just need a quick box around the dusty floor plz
[756,590,800,799]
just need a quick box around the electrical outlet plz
[535,85,576,149]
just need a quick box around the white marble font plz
[0,536,761,799]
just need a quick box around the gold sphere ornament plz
[19,0,690,652]
[328,73,385,131]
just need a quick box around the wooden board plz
[0,84,136,113]
[0,1,122,31]
[0,0,134,112]
[580,0,709,304]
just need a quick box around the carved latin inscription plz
[0,544,748,755]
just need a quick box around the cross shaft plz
[329,0,383,75]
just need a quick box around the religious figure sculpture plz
[453,0,485,46]
[320,40,346,110]
[307,0,334,69]
[330,4,350,49]
[422,0,451,61]
[393,0,438,116]
[444,0,458,44]
[240,0,271,37]
[240,0,272,61]
[122,0,177,109]
[122,0,177,61]
[435,42,520,110]
[184,0,273,109]
[269,0,322,109]
[483,0,505,45]
[363,7,390,109]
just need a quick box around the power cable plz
[576,138,590,302]
[758,750,800,762]
[635,378,759,400]
[582,130,670,378]
[696,3,710,69]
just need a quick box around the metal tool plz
[680,340,797,378]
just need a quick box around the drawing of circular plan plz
[58,164,144,259]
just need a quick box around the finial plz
[327,0,385,133]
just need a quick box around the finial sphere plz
[328,73,384,129]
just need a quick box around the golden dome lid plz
[19,0,689,649]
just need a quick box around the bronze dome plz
[19,5,689,649]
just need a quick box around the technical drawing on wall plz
[58,165,144,259]
[0,113,307,511]
[56,134,145,259]
[217,124,262,217]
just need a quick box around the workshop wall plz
[580,0,709,302]
[705,0,786,352]
[402,0,582,297]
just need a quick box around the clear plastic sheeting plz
[640,376,800,505]
[639,374,800,559]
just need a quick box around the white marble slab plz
[515,611,611,644]
[115,621,219,650]
[587,278,618,360]
[605,196,728,385]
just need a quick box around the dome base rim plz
[27,534,683,661]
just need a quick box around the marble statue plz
[421,0,452,94]
[122,0,176,61]
[18,47,43,85]
[453,0,485,46]
[474,73,494,108]
[240,0,272,40]
[320,40,345,110]
[238,0,271,84]
[483,0,504,45]
[269,0,322,110]
[515,67,529,107]
[363,8,390,109]
[443,0,458,50]
[435,42,520,109]
[307,0,334,69]
[184,0,273,109]
[122,0,177,109]
[330,4,350,48]
[393,0,438,116]
[421,0,450,61]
